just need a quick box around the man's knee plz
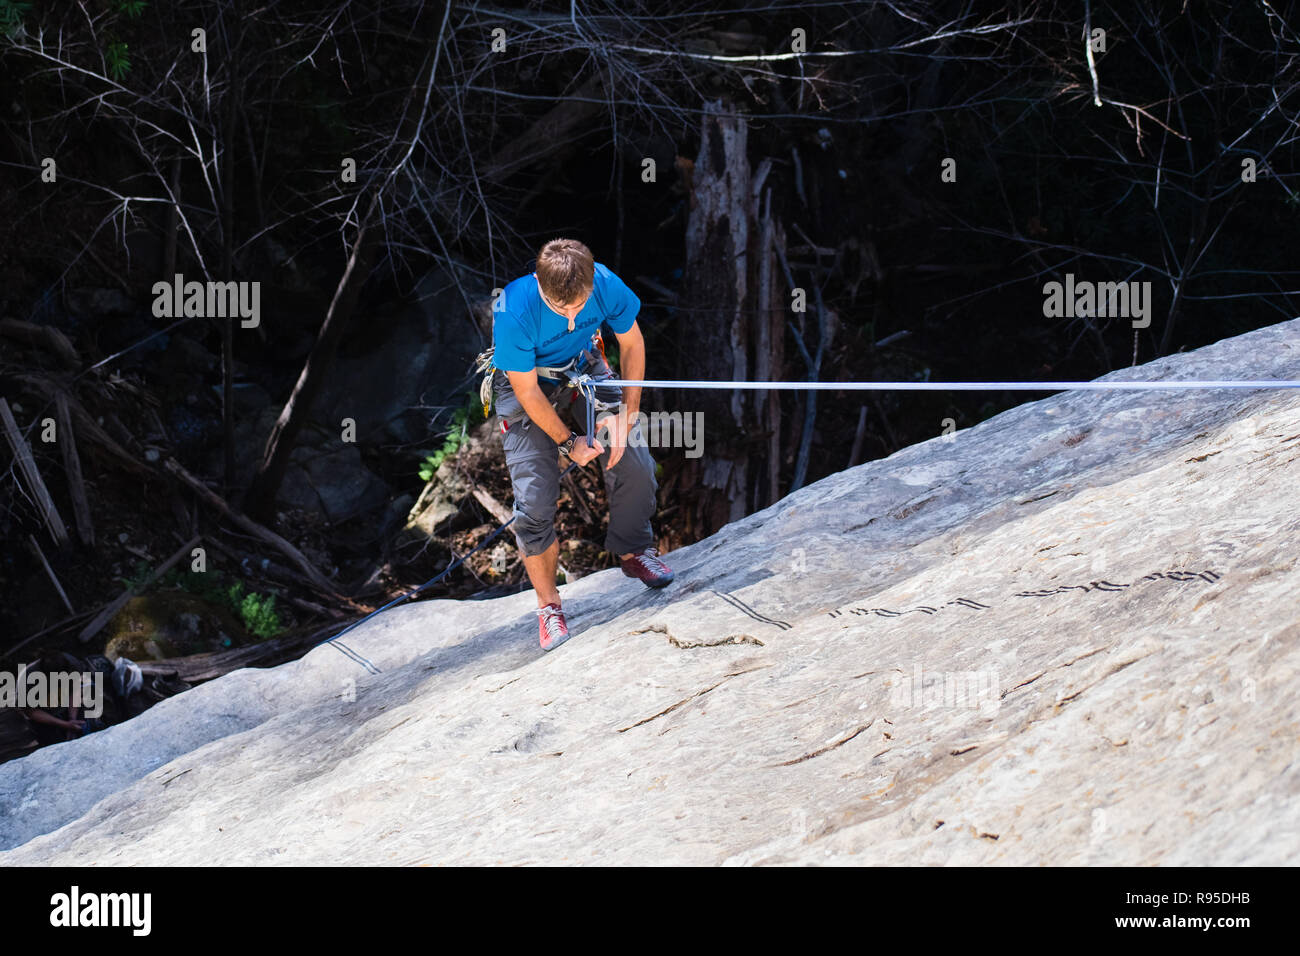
[514,508,557,557]
[610,442,658,495]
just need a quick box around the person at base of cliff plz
[16,656,104,747]
[491,238,674,651]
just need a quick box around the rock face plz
[3,320,1299,864]
[314,263,491,446]
[198,261,491,524]
[219,406,392,525]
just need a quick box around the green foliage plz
[105,41,131,81]
[117,559,153,591]
[134,566,288,641]
[467,388,488,427]
[0,0,31,37]
[113,0,148,18]
[418,399,479,482]
[226,582,283,640]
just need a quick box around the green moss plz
[104,593,248,661]
[120,565,286,643]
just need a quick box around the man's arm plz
[22,707,83,734]
[611,320,645,418]
[505,367,572,444]
[593,320,645,470]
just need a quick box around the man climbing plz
[489,238,674,651]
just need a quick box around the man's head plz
[534,238,594,320]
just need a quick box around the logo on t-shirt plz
[540,312,601,348]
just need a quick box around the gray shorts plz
[493,370,659,557]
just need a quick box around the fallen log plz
[12,374,153,477]
[0,396,69,547]
[483,74,607,181]
[165,457,337,596]
[54,391,95,547]
[282,594,347,620]
[27,535,74,615]
[0,318,81,369]
[2,609,97,662]
[133,626,329,684]
[471,484,513,525]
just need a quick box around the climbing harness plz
[563,332,623,448]
[472,344,581,419]
[477,330,623,448]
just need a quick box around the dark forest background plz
[1,1,1298,684]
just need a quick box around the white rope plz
[596,378,1300,392]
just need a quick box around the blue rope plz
[316,460,581,669]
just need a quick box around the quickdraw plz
[473,347,497,419]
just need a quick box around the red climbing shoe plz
[537,602,570,651]
[620,547,675,588]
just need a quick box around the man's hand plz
[568,435,605,467]
[596,408,634,469]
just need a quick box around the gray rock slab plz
[4,319,1299,864]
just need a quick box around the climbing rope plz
[594,377,1300,391]
[321,369,1300,670]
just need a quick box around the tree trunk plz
[243,202,383,524]
[241,22,449,523]
[220,65,238,493]
[676,99,787,537]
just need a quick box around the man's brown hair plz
[535,238,594,306]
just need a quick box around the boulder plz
[3,318,1300,864]
[282,438,391,524]
[314,261,491,446]
[210,406,393,524]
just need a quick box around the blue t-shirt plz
[492,262,640,374]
